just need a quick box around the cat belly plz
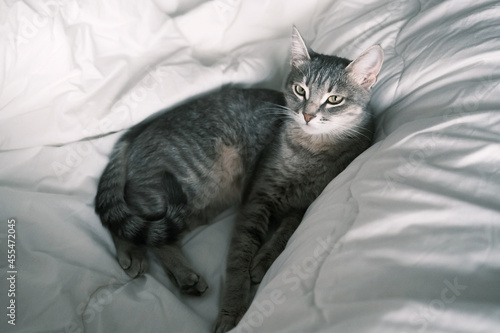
[183,140,245,228]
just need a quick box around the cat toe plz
[214,313,237,333]
[127,256,148,278]
[117,251,148,278]
[117,252,132,270]
[179,272,208,296]
[214,308,246,333]
[113,236,148,278]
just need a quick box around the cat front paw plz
[214,314,235,333]
[178,272,208,296]
[214,309,245,333]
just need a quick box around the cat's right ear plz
[346,45,384,89]
[291,26,311,68]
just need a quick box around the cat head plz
[284,27,384,137]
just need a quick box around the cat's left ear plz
[291,26,311,68]
[346,45,384,89]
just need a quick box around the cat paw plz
[117,249,149,278]
[177,271,208,296]
[214,309,245,333]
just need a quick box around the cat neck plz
[284,122,340,154]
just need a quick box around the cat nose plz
[303,113,316,123]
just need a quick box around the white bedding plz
[1,0,499,332]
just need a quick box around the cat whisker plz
[259,104,296,118]
[331,124,372,142]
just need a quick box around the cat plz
[94,27,383,333]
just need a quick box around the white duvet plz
[1,0,499,332]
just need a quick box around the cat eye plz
[327,95,344,105]
[294,85,306,97]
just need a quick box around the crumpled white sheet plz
[1,0,499,332]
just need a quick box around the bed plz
[1,0,499,332]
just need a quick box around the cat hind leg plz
[112,234,149,278]
[152,244,208,296]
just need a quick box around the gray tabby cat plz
[94,27,383,333]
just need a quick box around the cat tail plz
[94,139,141,239]
[95,138,186,245]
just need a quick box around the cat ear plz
[291,26,311,67]
[346,45,384,89]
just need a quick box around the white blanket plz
[1,0,499,332]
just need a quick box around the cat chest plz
[260,148,335,211]
[278,163,333,209]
